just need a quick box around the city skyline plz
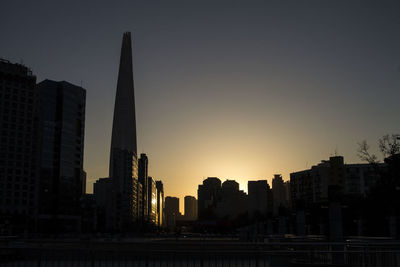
[1,4,400,266]
[1,1,400,207]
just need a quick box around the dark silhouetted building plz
[109,32,139,231]
[197,177,221,219]
[289,156,386,238]
[138,153,148,221]
[290,156,347,209]
[165,196,179,229]
[248,180,272,218]
[290,157,346,237]
[272,174,289,215]
[36,79,86,233]
[284,180,291,209]
[216,180,247,219]
[93,177,112,231]
[0,59,38,234]
[80,193,96,233]
[221,179,239,194]
[156,181,164,227]
[137,181,143,224]
[344,163,382,196]
[184,196,197,221]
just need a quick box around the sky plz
[1,0,400,212]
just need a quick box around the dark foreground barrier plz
[1,240,399,267]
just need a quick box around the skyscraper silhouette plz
[109,32,139,231]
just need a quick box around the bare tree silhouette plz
[357,134,400,163]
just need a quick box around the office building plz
[36,79,86,233]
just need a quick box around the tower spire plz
[110,32,137,176]
[108,32,139,230]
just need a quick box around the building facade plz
[156,181,164,227]
[36,79,86,233]
[147,176,157,224]
[0,59,39,234]
[344,163,382,196]
[290,156,384,209]
[138,153,148,222]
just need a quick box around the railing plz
[1,240,399,267]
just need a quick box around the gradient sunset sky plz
[1,0,399,210]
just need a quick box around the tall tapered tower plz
[109,32,139,231]
[110,32,137,159]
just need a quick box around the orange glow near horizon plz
[85,114,381,214]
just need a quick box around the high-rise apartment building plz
[0,59,39,233]
[290,156,344,209]
[344,163,382,196]
[36,80,86,233]
[290,156,384,209]
[109,32,139,231]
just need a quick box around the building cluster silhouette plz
[0,32,168,235]
[163,195,198,230]
[0,58,86,234]
[1,32,399,238]
[191,155,399,240]
[194,175,287,232]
